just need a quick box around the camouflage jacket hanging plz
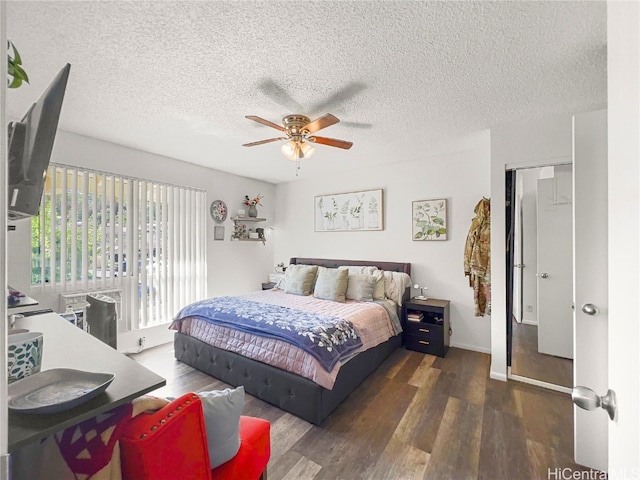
[464,198,491,316]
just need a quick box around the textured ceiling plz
[6,1,606,184]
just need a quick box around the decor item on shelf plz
[214,226,225,241]
[315,189,383,232]
[7,40,29,88]
[8,331,43,383]
[275,262,287,273]
[209,199,227,223]
[244,194,263,218]
[413,284,428,300]
[232,222,247,240]
[237,209,245,217]
[241,114,353,164]
[412,198,448,241]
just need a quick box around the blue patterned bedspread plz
[172,296,363,372]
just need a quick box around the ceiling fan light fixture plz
[281,139,315,161]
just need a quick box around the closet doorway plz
[507,162,573,391]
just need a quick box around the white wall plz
[6,130,276,351]
[607,0,640,472]
[490,114,573,380]
[274,130,492,353]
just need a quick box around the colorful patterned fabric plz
[173,296,363,372]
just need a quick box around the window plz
[31,164,207,330]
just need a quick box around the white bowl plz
[8,331,44,383]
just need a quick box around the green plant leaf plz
[415,220,428,227]
[8,76,22,89]
[414,232,424,239]
[433,217,444,225]
[437,228,447,234]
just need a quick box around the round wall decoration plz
[209,200,227,223]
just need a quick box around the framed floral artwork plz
[315,189,383,232]
[412,199,448,241]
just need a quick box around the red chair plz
[120,392,270,480]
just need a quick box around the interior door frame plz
[505,156,572,393]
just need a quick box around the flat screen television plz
[7,63,71,220]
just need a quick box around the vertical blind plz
[31,164,207,330]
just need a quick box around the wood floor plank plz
[368,433,430,479]
[380,347,413,379]
[279,455,322,480]
[477,406,530,480]
[130,342,597,480]
[393,367,441,448]
[425,397,484,480]
[269,413,314,466]
[408,354,437,388]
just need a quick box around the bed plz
[172,257,411,425]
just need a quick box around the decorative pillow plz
[339,265,379,276]
[283,264,318,296]
[346,274,377,302]
[313,267,348,302]
[198,386,245,469]
[371,270,386,300]
[383,271,412,305]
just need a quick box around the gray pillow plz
[313,267,348,303]
[198,386,245,468]
[283,265,318,296]
[346,274,377,302]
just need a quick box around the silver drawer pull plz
[419,341,430,345]
[419,328,430,333]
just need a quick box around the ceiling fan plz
[242,113,353,161]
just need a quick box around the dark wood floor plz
[511,320,573,388]
[131,343,592,479]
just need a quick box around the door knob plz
[572,386,617,421]
[581,303,599,316]
[538,272,549,279]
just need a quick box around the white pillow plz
[339,266,386,300]
[339,265,379,276]
[314,267,348,302]
[346,274,377,302]
[198,386,245,468]
[283,265,318,296]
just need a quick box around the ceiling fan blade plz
[242,137,287,147]
[308,136,353,150]
[245,115,286,132]
[303,114,340,134]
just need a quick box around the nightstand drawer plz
[406,333,445,356]
[405,321,442,339]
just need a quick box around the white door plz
[573,110,608,471]
[537,174,573,359]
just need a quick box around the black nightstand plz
[403,298,450,357]
[262,282,276,290]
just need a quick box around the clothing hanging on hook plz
[464,198,491,316]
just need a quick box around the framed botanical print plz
[314,189,383,232]
[412,199,448,241]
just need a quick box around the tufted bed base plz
[175,331,401,425]
[174,258,410,425]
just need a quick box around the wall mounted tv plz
[7,63,71,220]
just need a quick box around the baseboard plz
[522,318,538,326]
[508,373,572,394]
[449,341,491,354]
[489,370,508,382]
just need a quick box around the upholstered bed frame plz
[174,258,411,425]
